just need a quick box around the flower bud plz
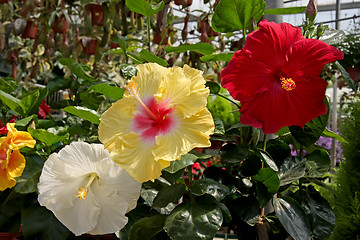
[306,0,317,23]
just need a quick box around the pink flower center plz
[133,97,176,143]
[280,77,296,91]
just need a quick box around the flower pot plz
[81,37,98,55]
[85,4,103,26]
[52,14,68,34]
[0,232,21,240]
[22,20,37,39]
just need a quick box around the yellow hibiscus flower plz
[0,123,36,191]
[98,63,215,182]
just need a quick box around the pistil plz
[280,77,296,91]
[76,173,98,200]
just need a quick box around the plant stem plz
[263,134,268,151]
[147,17,151,52]
[216,93,241,109]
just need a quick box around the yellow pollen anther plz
[280,77,296,91]
[125,81,159,120]
[76,173,97,200]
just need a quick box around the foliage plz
[0,0,355,240]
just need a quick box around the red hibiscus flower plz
[37,99,50,119]
[221,20,344,134]
[0,117,16,135]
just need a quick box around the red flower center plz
[133,97,176,143]
[280,77,296,91]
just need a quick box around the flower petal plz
[7,150,25,178]
[110,132,170,182]
[287,38,344,77]
[153,108,213,161]
[0,168,16,191]
[99,97,136,150]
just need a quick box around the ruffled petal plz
[286,38,344,77]
[245,20,304,67]
[6,123,36,150]
[0,168,16,191]
[7,150,25,178]
[110,132,170,182]
[153,108,214,161]
[221,49,273,102]
[99,97,137,150]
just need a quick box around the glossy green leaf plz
[88,83,125,100]
[161,168,185,184]
[15,115,37,127]
[256,149,278,172]
[165,43,215,55]
[278,157,306,186]
[20,90,40,115]
[306,149,330,177]
[128,214,167,240]
[0,90,22,114]
[140,189,175,215]
[190,178,229,201]
[164,199,223,240]
[290,98,330,148]
[28,128,69,146]
[220,143,249,163]
[62,106,100,125]
[140,49,169,67]
[240,154,262,177]
[211,0,266,33]
[299,187,335,239]
[228,196,260,226]
[206,81,221,94]
[265,139,291,167]
[264,6,306,15]
[253,168,280,194]
[14,154,44,194]
[200,52,234,62]
[21,203,70,240]
[153,184,186,208]
[214,118,225,135]
[334,61,356,91]
[321,128,348,143]
[125,0,164,17]
[273,196,312,240]
[0,78,18,93]
[163,154,198,173]
[59,58,96,83]
[217,202,232,223]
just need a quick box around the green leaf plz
[153,184,186,208]
[59,58,96,83]
[15,115,37,127]
[0,90,22,114]
[253,168,280,195]
[20,90,40,115]
[128,214,167,240]
[220,143,249,163]
[161,168,185,184]
[211,0,266,33]
[62,106,100,125]
[88,83,125,100]
[240,154,262,177]
[273,196,312,240]
[264,6,306,15]
[125,0,165,17]
[140,49,169,67]
[266,139,291,167]
[200,52,234,62]
[255,149,278,172]
[28,128,69,146]
[334,61,356,91]
[228,196,260,226]
[190,178,229,201]
[278,157,306,186]
[321,128,348,143]
[21,203,70,240]
[299,186,335,239]
[165,43,215,55]
[164,199,223,240]
[163,154,198,173]
[141,188,175,215]
[214,118,225,135]
[14,154,44,194]
[0,78,18,93]
[289,98,330,148]
[206,81,221,94]
[306,149,330,177]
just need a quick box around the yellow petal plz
[99,97,137,151]
[153,108,214,161]
[6,123,36,150]
[0,168,16,191]
[7,150,25,178]
[110,132,170,183]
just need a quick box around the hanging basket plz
[85,4,103,26]
[52,14,68,34]
[346,67,360,83]
[22,20,37,39]
[81,37,98,55]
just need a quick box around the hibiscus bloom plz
[221,20,344,134]
[37,99,51,119]
[98,63,214,183]
[37,141,141,236]
[0,123,36,191]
